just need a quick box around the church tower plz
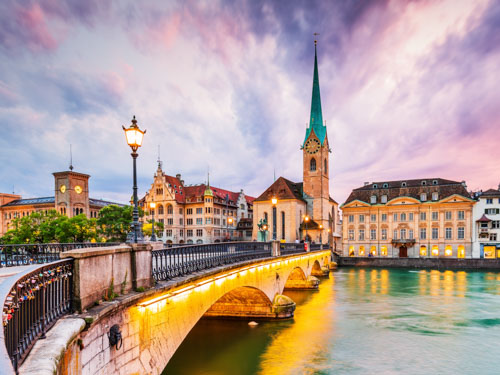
[302,38,330,229]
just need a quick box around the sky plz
[1,0,499,206]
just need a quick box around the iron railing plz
[152,242,272,281]
[280,242,307,255]
[1,259,73,372]
[0,242,119,268]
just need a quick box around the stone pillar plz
[272,294,296,318]
[284,275,320,290]
[271,240,281,257]
[130,243,153,290]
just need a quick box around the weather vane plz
[313,32,320,45]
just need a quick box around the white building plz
[472,186,500,258]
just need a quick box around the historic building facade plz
[341,178,475,258]
[472,186,500,258]
[252,40,341,248]
[0,169,121,236]
[139,162,254,244]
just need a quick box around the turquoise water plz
[164,268,500,374]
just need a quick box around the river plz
[164,268,500,374]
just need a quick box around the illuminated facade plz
[472,187,500,258]
[252,40,341,247]
[140,162,254,244]
[341,178,475,258]
[0,169,122,236]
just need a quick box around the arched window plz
[264,212,268,223]
[281,211,285,240]
[324,158,327,172]
[420,246,427,257]
[158,204,164,215]
[310,158,316,171]
[167,204,173,215]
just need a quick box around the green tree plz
[142,219,164,237]
[1,210,62,244]
[97,205,142,242]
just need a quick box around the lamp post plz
[150,202,156,241]
[263,223,268,242]
[123,116,146,243]
[228,217,233,241]
[271,196,278,241]
[319,224,323,249]
[304,215,310,242]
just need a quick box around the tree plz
[0,210,61,244]
[142,220,164,238]
[97,205,142,242]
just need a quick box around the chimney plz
[461,181,467,189]
[364,182,370,186]
[180,180,184,186]
[176,173,181,180]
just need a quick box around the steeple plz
[204,172,213,197]
[303,38,326,146]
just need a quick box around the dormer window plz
[373,184,378,189]
[383,183,388,188]
[421,181,426,186]
[432,180,438,185]
[370,195,377,204]
[420,193,427,201]
[381,195,388,203]
[432,192,438,201]
[401,182,407,187]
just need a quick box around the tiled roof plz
[163,175,186,203]
[2,197,55,207]
[343,178,472,206]
[89,198,125,207]
[481,189,500,197]
[254,177,305,202]
[477,214,492,222]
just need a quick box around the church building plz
[252,40,340,247]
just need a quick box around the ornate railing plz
[0,242,119,268]
[280,242,307,255]
[152,242,272,281]
[1,259,73,372]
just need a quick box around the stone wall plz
[339,256,500,270]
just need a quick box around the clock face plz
[60,185,66,193]
[305,138,320,154]
[75,185,83,194]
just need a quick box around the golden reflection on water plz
[258,277,335,375]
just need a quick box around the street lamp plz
[228,217,233,241]
[319,224,323,248]
[271,196,277,241]
[263,223,268,241]
[304,215,310,242]
[123,115,146,243]
[150,202,156,242]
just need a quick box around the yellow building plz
[252,40,341,247]
[139,162,254,244]
[341,178,475,258]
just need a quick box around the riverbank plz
[338,257,500,270]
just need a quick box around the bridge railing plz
[152,241,272,281]
[0,242,119,268]
[0,259,74,373]
[280,242,307,255]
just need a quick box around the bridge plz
[0,241,335,375]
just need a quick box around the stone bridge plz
[18,245,333,375]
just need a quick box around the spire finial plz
[157,145,162,170]
[69,144,74,171]
[313,32,320,46]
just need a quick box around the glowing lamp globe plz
[123,116,146,151]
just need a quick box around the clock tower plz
[302,39,330,229]
[54,169,90,217]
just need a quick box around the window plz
[480,222,488,229]
[432,192,438,201]
[167,218,173,225]
[492,221,500,229]
[420,246,427,256]
[373,184,378,189]
[445,245,452,257]
[421,181,427,186]
[187,208,193,215]
[400,229,406,240]
[158,204,164,215]
[166,229,172,237]
[401,213,406,221]
[490,233,498,241]
[381,229,387,240]
[393,213,398,222]
[485,208,500,215]
[458,227,465,239]
[179,218,183,225]
[445,227,452,240]
[187,230,193,237]
[458,245,465,258]
[432,180,438,185]
[205,207,211,213]
[359,229,365,240]
[458,211,465,220]
[370,195,377,204]
[196,208,203,214]
[370,246,377,256]
[324,159,327,172]
[167,205,173,215]
[179,208,183,214]
[381,214,387,222]
[401,182,407,187]
[187,218,193,225]
[381,195,387,203]
[205,218,211,224]
[348,229,354,240]
[348,215,354,223]
[381,246,388,256]
[432,212,438,221]
[432,245,439,256]
[359,215,364,223]
[359,246,365,256]
[196,229,203,237]
[409,229,414,239]
[371,214,376,222]
[420,212,426,221]
[179,229,184,237]
[486,198,493,204]
[445,211,452,220]
[420,193,427,201]
[420,228,426,240]
[393,230,398,239]
[196,218,202,225]
[370,229,376,240]
[310,158,316,171]
[409,213,413,221]
[432,227,438,239]
[281,212,285,240]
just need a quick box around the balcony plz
[391,239,416,247]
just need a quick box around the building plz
[139,161,254,244]
[0,169,122,236]
[341,178,475,258]
[472,186,500,258]
[252,40,341,247]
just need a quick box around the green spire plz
[303,40,326,146]
[204,172,213,197]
